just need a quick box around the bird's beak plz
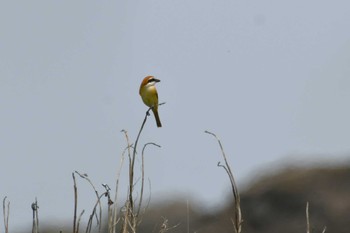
[154,78,160,83]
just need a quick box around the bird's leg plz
[146,106,153,116]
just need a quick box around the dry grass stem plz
[306,202,310,233]
[31,198,39,233]
[74,171,103,233]
[137,142,161,221]
[110,143,130,233]
[76,210,85,233]
[159,217,180,233]
[2,197,10,233]
[86,192,108,233]
[187,200,190,233]
[72,173,78,233]
[129,107,151,213]
[306,202,326,233]
[205,130,242,233]
[121,106,162,232]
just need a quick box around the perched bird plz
[139,76,162,127]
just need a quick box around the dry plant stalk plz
[74,171,103,233]
[72,171,114,233]
[110,144,130,233]
[159,217,180,233]
[76,210,85,233]
[120,129,134,233]
[137,142,160,220]
[305,202,327,233]
[69,105,162,233]
[186,200,190,233]
[2,197,10,233]
[72,172,79,233]
[85,192,107,233]
[101,183,114,233]
[205,130,242,233]
[120,105,162,233]
[31,198,39,233]
[306,202,310,233]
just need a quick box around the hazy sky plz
[1,0,350,230]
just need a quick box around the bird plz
[139,76,162,127]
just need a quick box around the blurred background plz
[1,0,350,232]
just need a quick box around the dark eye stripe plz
[148,78,155,83]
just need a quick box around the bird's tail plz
[152,109,162,128]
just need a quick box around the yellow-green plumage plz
[139,76,162,127]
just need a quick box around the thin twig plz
[136,142,161,221]
[102,183,114,233]
[205,130,242,233]
[306,202,310,233]
[72,173,78,233]
[187,200,190,233]
[159,217,180,233]
[86,192,108,233]
[136,178,153,227]
[121,130,134,233]
[121,201,130,233]
[2,197,10,233]
[128,106,152,230]
[111,143,130,233]
[306,202,327,233]
[74,171,103,233]
[130,108,151,210]
[31,198,39,233]
[123,103,164,232]
[76,210,85,233]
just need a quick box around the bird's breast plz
[140,86,158,107]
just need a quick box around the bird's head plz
[140,76,160,89]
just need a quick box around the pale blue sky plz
[1,0,350,230]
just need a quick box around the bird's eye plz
[148,78,154,83]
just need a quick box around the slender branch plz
[86,192,108,233]
[103,183,114,233]
[121,201,130,233]
[186,200,190,233]
[205,130,242,233]
[136,142,161,221]
[74,171,103,233]
[31,198,39,233]
[120,129,135,233]
[159,217,180,233]
[123,103,164,232]
[306,202,310,233]
[306,202,327,233]
[128,107,152,229]
[72,173,78,233]
[3,197,10,233]
[111,144,130,233]
[76,210,85,233]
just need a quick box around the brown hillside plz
[139,165,350,233]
